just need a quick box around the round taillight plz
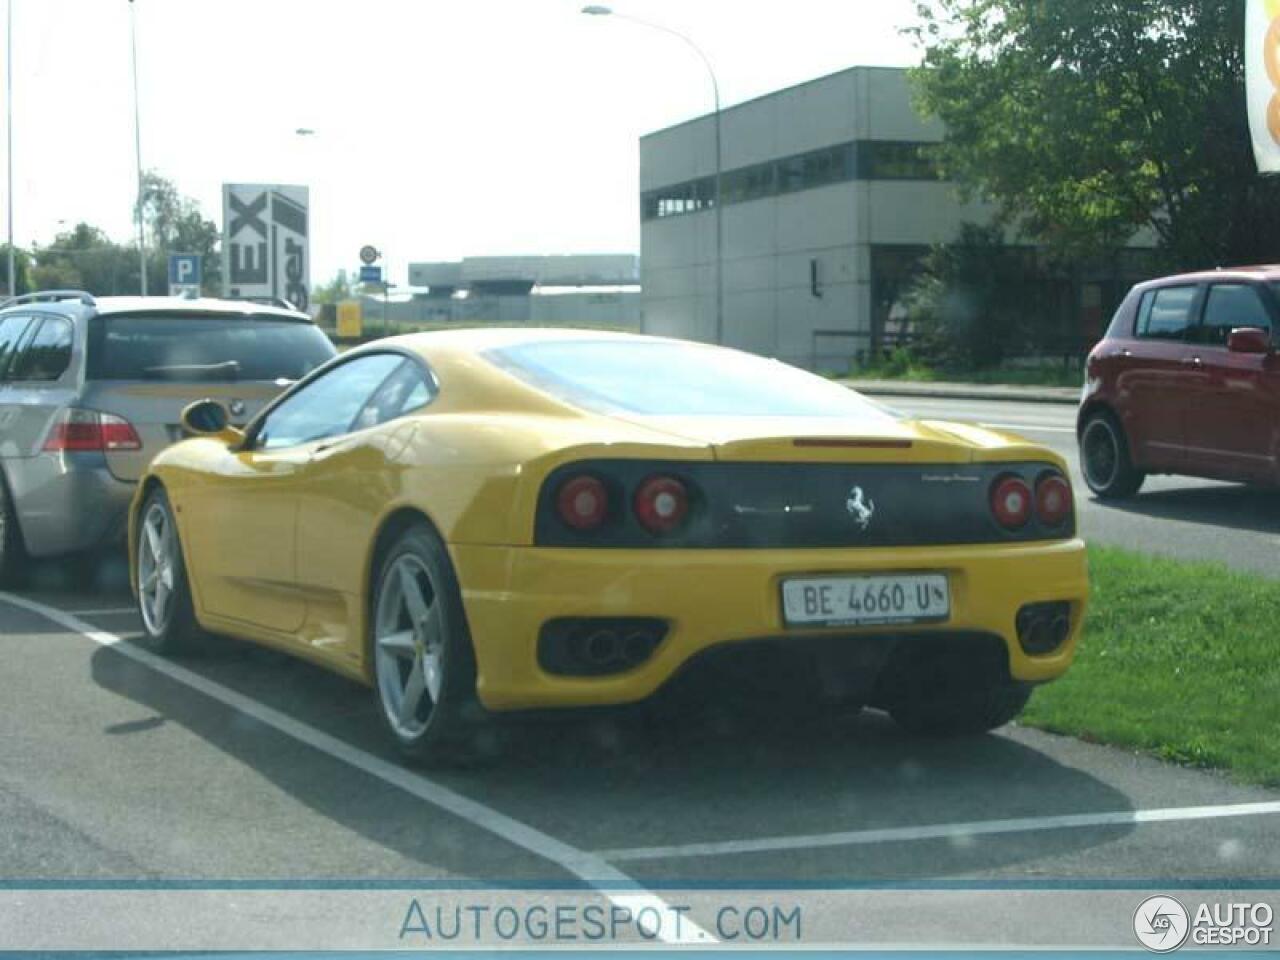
[633,475,689,535]
[557,475,609,531]
[1035,473,1072,527]
[990,475,1032,530]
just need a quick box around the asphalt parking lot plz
[2,395,1277,907]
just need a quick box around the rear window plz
[485,339,897,419]
[87,313,336,382]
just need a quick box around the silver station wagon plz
[0,291,336,586]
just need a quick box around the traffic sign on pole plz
[359,264,382,285]
[359,245,379,265]
[168,253,202,297]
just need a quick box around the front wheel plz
[370,524,483,764]
[136,488,203,654]
[1080,411,1144,499]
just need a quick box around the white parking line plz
[63,606,137,616]
[0,592,715,945]
[596,800,1280,863]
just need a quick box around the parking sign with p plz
[168,254,202,298]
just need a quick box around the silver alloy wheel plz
[374,554,446,740]
[1081,418,1120,491]
[138,501,178,635]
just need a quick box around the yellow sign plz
[337,300,363,338]
[1248,0,1280,169]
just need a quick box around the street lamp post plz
[6,0,15,297]
[581,5,724,346]
[128,0,146,295]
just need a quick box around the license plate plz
[781,573,950,628]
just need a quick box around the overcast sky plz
[3,0,921,285]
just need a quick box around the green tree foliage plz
[909,0,1280,269]
[0,245,34,296]
[29,173,219,296]
[138,171,221,294]
[904,223,1057,368]
[311,269,355,305]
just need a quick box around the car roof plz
[0,293,309,322]
[92,296,310,321]
[1138,265,1280,289]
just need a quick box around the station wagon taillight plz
[43,408,142,453]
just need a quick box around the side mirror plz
[1227,327,1271,355]
[180,399,244,444]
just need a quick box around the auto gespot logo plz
[1133,895,1274,952]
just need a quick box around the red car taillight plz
[990,474,1032,530]
[556,474,609,531]
[1035,472,1072,527]
[43,409,142,453]
[633,475,689,535]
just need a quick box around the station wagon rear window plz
[86,313,336,382]
[485,339,897,419]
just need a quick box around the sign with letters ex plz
[222,183,310,310]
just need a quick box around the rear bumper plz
[452,539,1089,712]
[3,452,135,557]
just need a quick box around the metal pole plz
[128,0,146,295]
[582,9,724,344]
[6,0,14,297]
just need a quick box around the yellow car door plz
[187,352,407,638]
[292,357,436,658]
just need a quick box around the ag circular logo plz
[1134,895,1190,953]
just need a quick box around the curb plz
[840,380,1080,406]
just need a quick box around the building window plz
[640,140,943,221]
[858,141,940,181]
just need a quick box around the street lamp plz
[581,4,724,346]
[128,0,146,295]
[6,0,15,297]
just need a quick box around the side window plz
[1198,284,1272,346]
[256,353,403,451]
[352,360,435,432]
[10,317,74,382]
[0,314,33,379]
[1136,286,1196,341]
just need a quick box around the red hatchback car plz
[1078,267,1280,498]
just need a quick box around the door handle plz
[1181,356,1203,366]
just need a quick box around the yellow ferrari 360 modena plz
[130,329,1087,761]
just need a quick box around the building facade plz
[639,66,1148,370]
[405,254,640,329]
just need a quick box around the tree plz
[909,0,1280,270]
[0,246,34,296]
[903,223,1062,368]
[138,170,221,294]
[32,223,138,295]
[311,269,356,305]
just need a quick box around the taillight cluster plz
[989,470,1072,530]
[43,408,142,453]
[555,472,693,537]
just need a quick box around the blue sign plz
[168,253,202,286]
[359,265,383,284]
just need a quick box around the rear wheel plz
[370,524,483,764]
[136,488,203,654]
[0,471,26,589]
[1080,411,1144,499]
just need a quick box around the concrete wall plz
[639,66,995,369]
